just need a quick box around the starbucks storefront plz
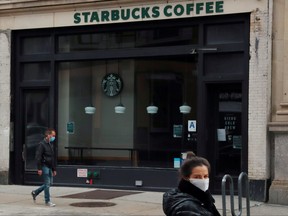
[5,0,270,199]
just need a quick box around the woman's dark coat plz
[163,179,221,216]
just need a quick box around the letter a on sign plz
[188,120,196,132]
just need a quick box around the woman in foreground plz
[163,155,221,216]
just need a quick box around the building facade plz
[0,0,276,202]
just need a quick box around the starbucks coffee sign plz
[74,1,224,25]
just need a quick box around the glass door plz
[206,83,243,193]
[23,90,49,171]
[216,86,242,176]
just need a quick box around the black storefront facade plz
[9,2,253,196]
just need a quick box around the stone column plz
[0,31,11,184]
[269,0,288,205]
[268,125,288,204]
[274,1,288,121]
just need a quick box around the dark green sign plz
[67,122,74,134]
[74,1,224,24]
[173,125,183,138]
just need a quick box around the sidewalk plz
[0,185,287,215]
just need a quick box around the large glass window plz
[205,22,245,45]
[57,56,197,168]
[134,56,197,167]
[57,60,135,166]
[21,62,51,81]
[21,36,51,55]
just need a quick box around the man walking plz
[31,128,57,207]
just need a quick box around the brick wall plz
[248,4,272,180]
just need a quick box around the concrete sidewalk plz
[0,185,287,215]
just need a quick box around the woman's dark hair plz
[180,156,211,178]
[186,151,196,159]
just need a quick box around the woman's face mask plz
[188,165,209,191]
[189,178,209,192]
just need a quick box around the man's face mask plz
[49,136,56,142]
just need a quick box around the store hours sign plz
[73,1,224,25]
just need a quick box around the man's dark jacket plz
[35,139,56,171]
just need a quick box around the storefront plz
[0,0,272,201]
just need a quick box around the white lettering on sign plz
[77,169,88,178]
[188,120,197,132]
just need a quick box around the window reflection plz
[21,36,51,55]
[205,22,244,45]
[57,26,198,52]
[57,60,134,166]
[21,62,51,81]
[24,91,49,170]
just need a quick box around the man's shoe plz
[45,201,56,207]
[31,191,37,202]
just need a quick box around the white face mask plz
[189,178,209,192]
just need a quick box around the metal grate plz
[70,202,116,208]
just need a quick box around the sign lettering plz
[73,1,224,24]
[188,120,197,132]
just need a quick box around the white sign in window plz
[188,120,197,132]
[77,169,88,178]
